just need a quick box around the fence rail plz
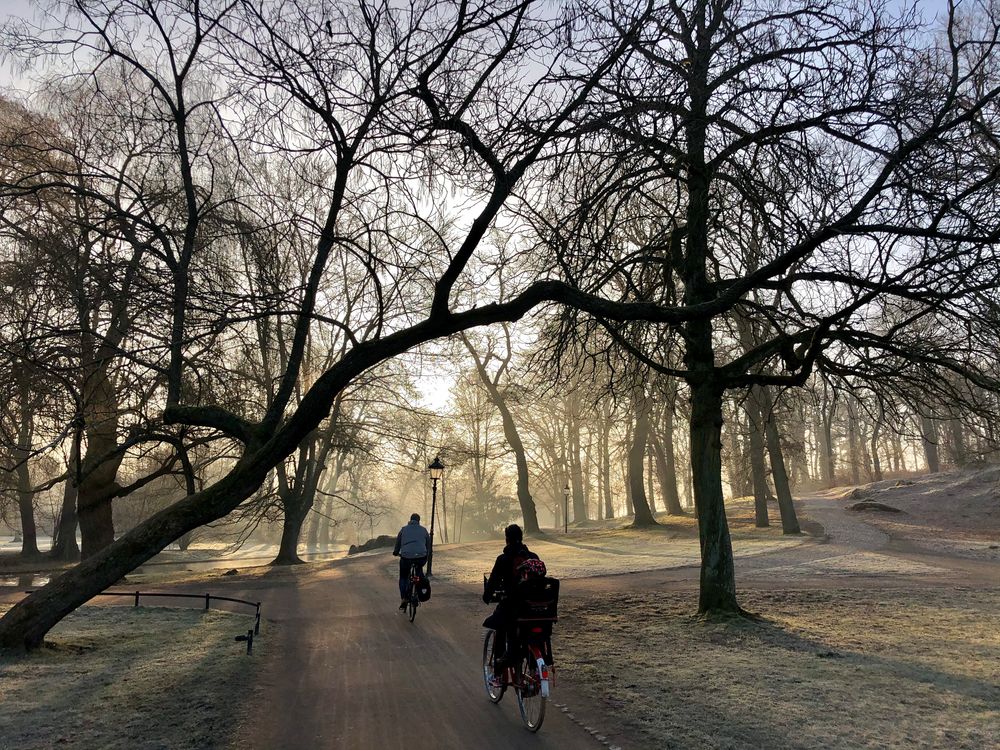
[24,589,262,654]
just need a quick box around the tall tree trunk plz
[77,370,124,559]
[465,341,540,532]
[50,481,80,561]
[646,448,657,513]
[746,388,770,527]
[820,400,836,488]
[891,431,904,473]
[13,397,40,558]
[601,408,614,519]
[628,391,658,527]
[585,441,596,521]
[50,434,81,560]
[273,492,309,565]
[595,430,605,520]
[787,404,810,487]
[15,466,39,558]
[318,498,332,549]
[689,382,739,613]
[568,399,588,522]
[683,446,694,514]
[847,398,861,485]
[761,389,801,535]
[870,421,884,482]
[723,404,750,499]
[305,502,322,551]
[650,411,684,515]
[439,476,449,543]
[920,414,940,473]
[948,416,966,467]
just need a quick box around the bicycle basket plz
[515,576,559,622]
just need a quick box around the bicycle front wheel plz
[482,630,505,703]
[515,654,546,731]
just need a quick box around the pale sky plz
[0,0,957,91]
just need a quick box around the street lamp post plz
[562,483,571,534]
[427,456,445,576]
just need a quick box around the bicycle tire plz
[515,654,546,731]
[482,629,505,703]
[408,568,419,623]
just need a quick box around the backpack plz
[510,548,540,582]
[516,558,547,580]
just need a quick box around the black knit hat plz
[504,524,523,544]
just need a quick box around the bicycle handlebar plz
[483,574,506,603]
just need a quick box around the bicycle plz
[481,578,558,732]
[405,560,423,623]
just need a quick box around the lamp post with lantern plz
[427,456,445,576]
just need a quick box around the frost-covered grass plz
[558,587,1000,750]
[0,606,258,750]
[428,507,810,585]
[813,467,1000,560]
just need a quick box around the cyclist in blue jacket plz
[393,513,430,611]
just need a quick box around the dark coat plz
[482,542,538,604]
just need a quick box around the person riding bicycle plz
[482,523,539,666]
[393,513,430,611]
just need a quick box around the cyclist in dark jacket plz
[393,513,430,611]
[482,523,538,663]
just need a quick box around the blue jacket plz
[394,520,430,558]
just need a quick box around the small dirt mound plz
[846,501,902,513]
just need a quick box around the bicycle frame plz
[406,561,423,623]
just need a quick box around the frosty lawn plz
[0,606,258,750]
[558,587,1000,750]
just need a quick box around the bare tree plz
[533,0,1000,613]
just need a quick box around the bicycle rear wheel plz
[482,629,505,703]
[515,654,546,731]
[407,566,419,622]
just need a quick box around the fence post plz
[205,593,210,611]
[134,591,140,607]
[254,604,261,635]
[246,629,254,655]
